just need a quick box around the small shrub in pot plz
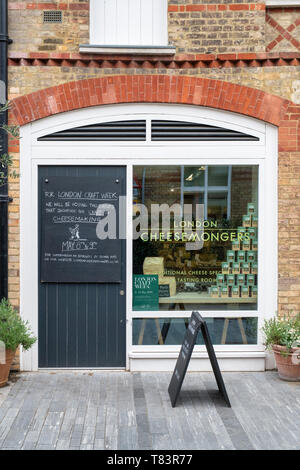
[0,299,36,387]
[262,314,300,381]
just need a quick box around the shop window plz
[90,0,168,46]
[133,317,258,345]
[132,165,259,312]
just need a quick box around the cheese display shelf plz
[139,203,258,307]
[159,292,256,304]
[208,202,258,302]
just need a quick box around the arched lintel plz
[10,75,291,128]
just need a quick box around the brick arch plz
[11,75,291,128]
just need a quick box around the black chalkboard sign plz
[168,312,231,408]
[159,284,170,297]
[41,176,123,283]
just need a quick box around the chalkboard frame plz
[168,311,231,408]
[40,175,123,283]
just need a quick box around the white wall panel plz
[90,0,168,46]
[140,0,153,45]
[153,0,168,46]
[129,0,141,45]
[90,0,105,45]
[104,0,117,45]
[117,0,129,45]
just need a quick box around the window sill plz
[266,0,300,6]
[79,44,176,55]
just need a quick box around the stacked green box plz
[209,202,258,298]
[242,262,250,274]
[232,262,240,274]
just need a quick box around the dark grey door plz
[38,166,126,368]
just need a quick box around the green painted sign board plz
[133,275,159,311]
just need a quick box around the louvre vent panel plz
[151,120,259,141]
[38,119,259,142]
[38,120,146,141]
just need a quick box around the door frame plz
[19,103,278,371]
[37,165,127,369]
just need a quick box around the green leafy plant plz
[0,298,36,351]
[262,313,300,352]
[0,101,19,187]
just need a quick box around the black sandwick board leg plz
[199,317,231,408]
[168,313,200,408]
[168,311,231,408]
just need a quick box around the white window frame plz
[20,103,277,371]
[81,0,175,55]
[266,1,300,7]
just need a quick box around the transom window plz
[37,120,260,142]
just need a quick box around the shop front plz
[18,95,278,372]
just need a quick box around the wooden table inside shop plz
[138,294,256,346]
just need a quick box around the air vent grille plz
[38,120,147,141]
[38,120,259,142]
[151,120,259,141]
[43,11,63,23]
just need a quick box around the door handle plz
[120,290,125,296]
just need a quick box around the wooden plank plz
[154,318,164,345]
[238,317,248,344]
[116,0,129,45]
[138,318,146,345]
[90,0,105,44]
[221,318,229,345]
[129,0,141,45]
[140,0,153,45]
[153,0,167,45]
[105,0,117,45]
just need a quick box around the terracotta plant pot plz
[0,349,16,388]
[272,345,300,382]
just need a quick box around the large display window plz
[132,164,259,345]
[133,165,258,312]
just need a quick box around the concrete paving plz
[0,371,299,450]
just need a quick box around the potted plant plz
[262,313,300,381]
[0,299,36,387]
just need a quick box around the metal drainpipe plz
[0,0,12,300]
